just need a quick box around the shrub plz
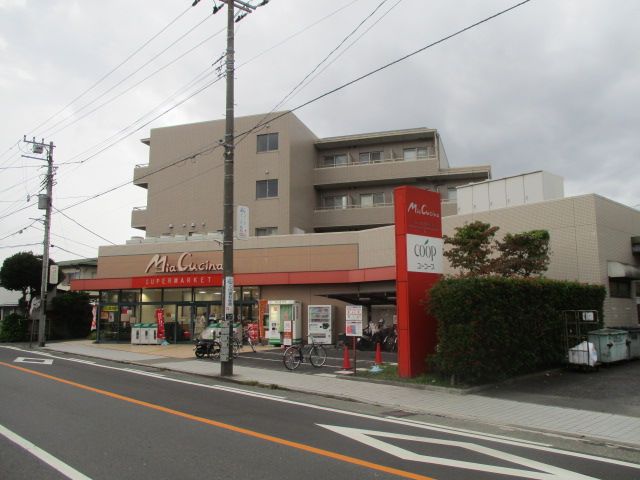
[428,277,605,384]
[0,313,30,342]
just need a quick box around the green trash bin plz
[612,326,640,359]
[131,323,143,344]
[588,328,629,363]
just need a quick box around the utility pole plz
[220,0,236,376]
[22,136,55,347]
[191,0,267,376]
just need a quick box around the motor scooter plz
[194,338,220,359]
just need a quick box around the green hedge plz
[428,277,605,385]
[0,313,30,342]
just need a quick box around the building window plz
[256,179,278,199]
[321,154,348,167]
[358,151,382,164]
[359,192,385,207]
[256,227,278,237]
[322,194,348,209]
[609,278,632,298]
[403,147,428,161]
[257,133,278,152]
[447,187,457,201]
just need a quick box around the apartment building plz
[72,112,639,345]
[131,112,490,237]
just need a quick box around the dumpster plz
[588,328,629,363]
[612,326,640,359]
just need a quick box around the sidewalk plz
[41,340,640,450]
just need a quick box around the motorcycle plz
[194,338,220,359]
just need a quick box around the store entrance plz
[163,303,195,343]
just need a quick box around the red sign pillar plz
[394,186,443,377]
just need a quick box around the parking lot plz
[478,358,640,417]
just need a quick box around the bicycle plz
[282,336,327,370]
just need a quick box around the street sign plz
[345,305,363,337]
[237,205,249,240]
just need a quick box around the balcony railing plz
[315,201,394,211]
[315,153,436,169]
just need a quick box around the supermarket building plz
[71,112,640,347]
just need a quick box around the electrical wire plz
[50,245,90,258]
[56,0,356,169]
[40,14,216,139]
[290,0,402,104]
[27,5,194,137]
[235,0,534,142]
[269,0,391,117]
[52,207,116,245]
[0,243,41,249]
[30,0,532,223]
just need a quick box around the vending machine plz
[267,300,301,346]
[308,305,334,344]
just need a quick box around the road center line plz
[0,423,92,480]
[0,361,435,480]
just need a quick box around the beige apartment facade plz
[131,112,490,237]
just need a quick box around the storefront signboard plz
[145,252,222,274]
[132,273,222,289]
[394,186,443,378]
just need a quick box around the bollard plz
[342,344,352,370]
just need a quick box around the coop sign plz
[145,252,222,274]
[406,234,443,274]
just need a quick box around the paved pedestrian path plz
[39,340,640,449]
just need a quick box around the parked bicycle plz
[282,336,327,370]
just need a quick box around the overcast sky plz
[1,0,639,266]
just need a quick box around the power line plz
[27,6,194,137]
[33,226,99,251]
[51,245,89,258]
[52,206,116,245]
[270,0,392,116]
[56,1,357,169]
[41,14,216,138]
[236,0,534,142]
[0,243,41,249]
[49,0,532,219]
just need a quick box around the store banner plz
[155,308,165,340]
[394,186,442,378]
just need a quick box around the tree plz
[49,292,93,339]
[0,251,42,317]
[443,222,551,278]
[443,221,499,276]
[494,230,550,277]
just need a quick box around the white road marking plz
[319,424,599,480]
[0,423,92,480]
[14,357,53,365]
[2,345,638,470]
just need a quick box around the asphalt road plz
[1,346,639,480]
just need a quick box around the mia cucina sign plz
[394,186,443,377]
